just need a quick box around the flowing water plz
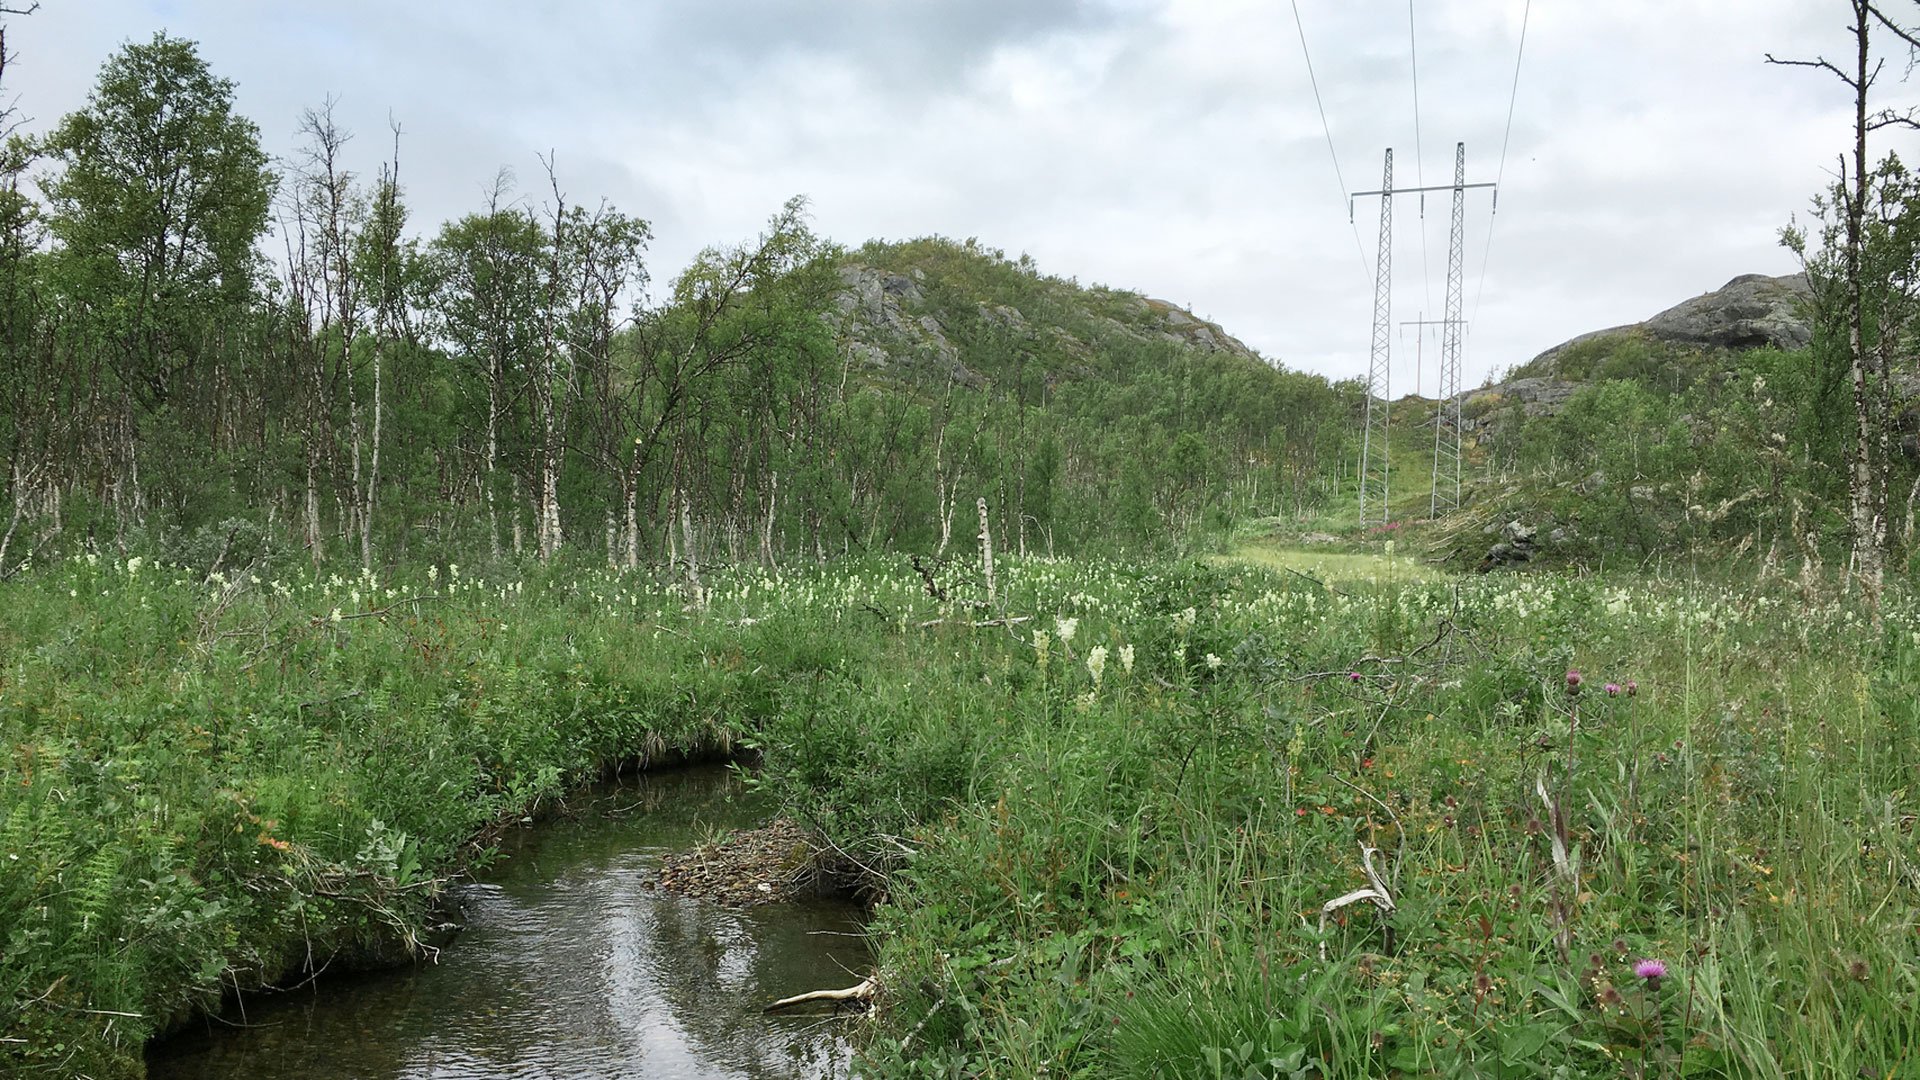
[148,766,870,1079]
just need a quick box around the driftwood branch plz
[1317,843,1396,960]
[765,977,875,1012]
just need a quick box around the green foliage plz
[742,552,1920,1079]
[1462,339,1879,567]
[4,547,1919,1077]
[0,557,758,1075]
[40,32,274,412]
[1512,330,1705,392]
[1,36,1366,576]
[1466,153,1920,571]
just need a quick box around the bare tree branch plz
[1867,2,1920,53]
[1867,105,1920,130]
[1765,53,1862,89]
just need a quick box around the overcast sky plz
[7,1,1903,390]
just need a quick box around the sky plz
[5,1,1902,391]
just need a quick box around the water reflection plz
[149,767,869,1079]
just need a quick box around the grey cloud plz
[644,0,1116,80]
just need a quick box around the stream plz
[147,765,870,1079]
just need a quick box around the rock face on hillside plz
[1136,297,1263,360]
[835,265,988,387]
[1464,272,1812,420]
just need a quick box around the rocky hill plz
[786,236,1357,548]
[831,238,1266,394]
[1462,272,1812,421]
[1425,271,1833,569]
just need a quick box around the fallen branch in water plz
[765,977,876,1013]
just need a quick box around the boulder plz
[880,272,924,303]
[1479,519,1541,571]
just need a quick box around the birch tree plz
[1770,1,1920,605]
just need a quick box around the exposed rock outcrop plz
[1478,519,1539,572]
[1642,272,1812,352]
[1466,377,1582,420]
[835,264,984,387]
[1139,297,1262,361]
[1464,272,1811,423]
[1524,273,1811,379]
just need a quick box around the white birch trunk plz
[977,496,995,608]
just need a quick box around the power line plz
[1289,0,1374,289]
[1409,0,1435,330]
[1468,0,1531,339]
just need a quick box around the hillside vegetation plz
[1423,272,1891,573]
[11,23,1920,1080]
[0,33,1361,583]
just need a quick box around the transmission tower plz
[1432,141,1470,518]
[1356,149,1393,528]
[1401,313,1462,517]
[1351,142,1495,526]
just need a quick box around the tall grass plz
[3,550,1916,1077]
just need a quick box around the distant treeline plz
[0,32,1361,574]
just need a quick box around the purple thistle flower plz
[1634,959,1667,982]
[1348,671,1362,682]
[1565,669,1583,694]
[1604,682,1621,697]
[1625,679,1638,698]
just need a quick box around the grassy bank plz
[0,557,777,1076]
[4,551,1918,1077]
[746,554,1920,1077]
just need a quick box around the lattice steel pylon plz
[1432,142,1469,518]
[1352,145,1495,525]
[1357,149,1393,527]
